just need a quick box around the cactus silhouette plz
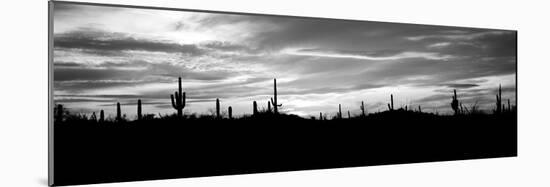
[99,110,104,123]
[170,77,186,118]
[267,101,272,113]
[91,112,97,122]
[507,99,511,112]
[253,101,258,115]
[55,104,63,122]
[116,102,122,121]
[360,101,366,117]
[347,110,351,119]
[496,84,502,114]
[270,79,282,114]
[338,104,342,119]
[137,99,142,120]
[228,106,232,119]
[418,105,422,113]
[451,89,459,115]
[387,94,394,111]
[216,98,220,118]
[319,112,323,120]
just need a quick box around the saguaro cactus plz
[267,101,272,113]
[418,105,422,113]
[451,89,459,115]
[228,106,233,119]
[338,104,342,119]
[116,102,122,121]
[270,79,282,114]
[91,112,97,122]
[99,110,104,123]
[387,94,394,111]
[496,84,502,114]
[216,98,220,118]
[55,104,63,122]
[507,99,511,112]
[170,77,186,117]
[347,110,351,119]
[360,101,366,117]
[137,99,142,120]
[253,101,258,115]
[319,112,323,120]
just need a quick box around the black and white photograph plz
[50,1,516,186]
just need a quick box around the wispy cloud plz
[406,31,509,41]
[285,48,455,61]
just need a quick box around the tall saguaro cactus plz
[338,104,342,119]
[99,110,104,123]
[451,89,459,115]
[253,101,258,115]
[116,102,122,121]
[170,77,186,117]
[270,79,282,114]
[137,99,142,120]
[216,98,220,118]
[228,106,233,119]
[360,101,366,117]
[496,84,502,114]
[387,94,394,111]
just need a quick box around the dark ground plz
[52,111,517,186]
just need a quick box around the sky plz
[52,3,517,119]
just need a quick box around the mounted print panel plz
[49,1,517,186]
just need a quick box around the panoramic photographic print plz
[50,1,517,186]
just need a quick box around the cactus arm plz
[170,94,176,109]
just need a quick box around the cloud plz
[54,28,205,56]
[427,42,452,48]
[53,61,84,67]
[440,83,480,89]
[405,31,510,41]
[287,48,455,60]
[54,60,235,81]
[417,30,517,59]
[54,98,116,103]
[200,41,259,54]
[55,94,145,99]
[280,83,387,95]
[54,68,141,81]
